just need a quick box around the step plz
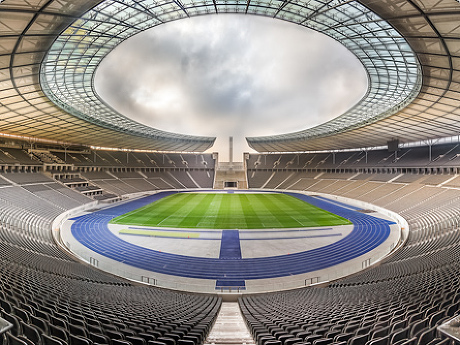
[204,302,255,345]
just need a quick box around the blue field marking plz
[218,230,244,289]
[71,191,394,282]
[215,279,245,290]
[219,230,242,259]
[307,194,361,211]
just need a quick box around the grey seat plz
[6,334,29,345]
[125,336,147,345]
[20,322,41,345]
[366,337,389,345]
[42,334,66,345]
[176,340,194,345]
[69,334,93,345]
[112,340,133,345]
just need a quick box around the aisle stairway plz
[205,302,255,345]
[214,162,248,189]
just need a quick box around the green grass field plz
[110,193,351,229]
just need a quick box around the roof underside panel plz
[247,0,460,152]
[1,0,460,152]
[0,0,215,152]
[41,0,421,153]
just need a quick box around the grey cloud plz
[94,15,366,160]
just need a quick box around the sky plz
[95,15,367,161]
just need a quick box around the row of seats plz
[80,171,214,197]
[239,169,460,345]
[1,166,459,345]
[49,151,215,169]
[248,170,458,191]
[0,147,215,170]
[246,143,460,170]
[0,173,222,345]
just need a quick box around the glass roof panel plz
[2,0,460,152]
[40,0,421,149]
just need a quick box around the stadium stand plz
[0,170,221,345]
[0,146,216,201]
[3,0,460,342]
[0,173,55,185]
[241,148,460,345]
[0,144,222,343]
[0,148,42,166]
[247,144,460,173]
[1,141,460,344]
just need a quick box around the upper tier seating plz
[0,148,40,165]
[49,150,216,169]
[247,143,460,170]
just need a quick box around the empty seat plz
[20,322,41,345]
[69,334,93,345]
[390,327,409,344]
[49,324,69,343]
[348,333,369,345]
[367,337,389,345]
[409,319,427,337]
[137,333,156,342]
[264,341,282,345]
[156,337,175,345]
[112,340,133,345]
[42,334,66,345]
[90,333,110,344]
[125,336,147,345]
[7,333,29,345]
[69,324,88,338]
[312,338,333,345]
[284,338,303,345]
[176,340,194,345]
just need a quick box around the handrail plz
[437,315,460,343]
[0,318,13,335]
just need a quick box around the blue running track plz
[70,191,394,285]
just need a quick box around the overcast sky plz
[95,15,367,161]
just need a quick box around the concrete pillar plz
[229,136,233,164]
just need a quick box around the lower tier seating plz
[0,174,221,345]
[1,170,459,345]
[239,175,460,345]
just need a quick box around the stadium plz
[1,0,460,345]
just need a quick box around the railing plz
[437,315,460,343]
[217,162,245,171]
[61,235,401,294]
[216,286,246,293]
[0,318,13,335]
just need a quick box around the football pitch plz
[110,193,352,229]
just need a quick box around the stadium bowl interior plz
[1,0,460,345]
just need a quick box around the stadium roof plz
[0,0,459,152]
[248,0,460,152]
[0,0,215,152]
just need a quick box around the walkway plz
[205,302,255,345]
